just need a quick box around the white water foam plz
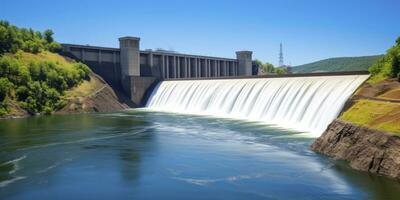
[145,75,369,136]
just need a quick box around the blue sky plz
[2,0,400,65]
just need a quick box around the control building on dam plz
[61,36,255,106]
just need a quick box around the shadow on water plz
[329,160,400,200]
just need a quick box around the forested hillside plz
[292,55,383,73]
[0,21,90,116]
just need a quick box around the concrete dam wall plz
[61,36,255,106]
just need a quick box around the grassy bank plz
[340,99,400,134]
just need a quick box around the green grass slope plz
[292,55,383,73]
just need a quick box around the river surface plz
[0,110,399,200]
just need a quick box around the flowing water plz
[146,75,369,136]
[0,111,400,200]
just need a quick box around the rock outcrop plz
[311,120,400,179]
[56,73,130,114]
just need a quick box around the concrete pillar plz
[236,51,253,76]
[224,61,228,76]
[216,60,218,77]
[207,59,211,77]
[172,56,177,78]
[161,55,165,78]
[203,59,206,77]
[98,50,102,64]
[200,59,202,77]
[81,49,85,61]
[198,58,201,77]
[219,61,222,76]
[202,59,205,77]
[217,61,220,77]
[185,57,189,78]
[214,60,217,77]
[226,62,229,76]
[208,60,214,77]
[119,36,140,77]
[205,59,208,77]
[209,60,212,77]
[183,57,186,78]
[177,57,180,78]
[173,56,176,78]
[206,59,209,77]
[148,52,153,68]
[193,58,195,77]
[166,56,169,79]
[188,58,191,77]
[235,62,238,76]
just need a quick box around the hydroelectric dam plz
[61,36,369,135]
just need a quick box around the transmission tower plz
[279,42,284,67]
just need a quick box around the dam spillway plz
[145,75,369,136]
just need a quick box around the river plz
[0,110,399,200]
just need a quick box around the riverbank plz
[312,78,400,180]
[311,120,400,179]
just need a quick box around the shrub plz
[0,77,12,101]
[48,42,61,52]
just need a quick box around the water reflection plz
[0,111,399,200]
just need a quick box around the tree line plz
[0,20,90,116]
[369,37,400,83]
[254,60,287,75]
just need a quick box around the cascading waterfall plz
[145,75,369,136]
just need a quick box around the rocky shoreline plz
[311,120,400,180]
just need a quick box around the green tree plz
[391,55,399,78]
[44,29,54,43]
[275,67,287,75]
[262,63,275,73]
[255,59,276,74]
